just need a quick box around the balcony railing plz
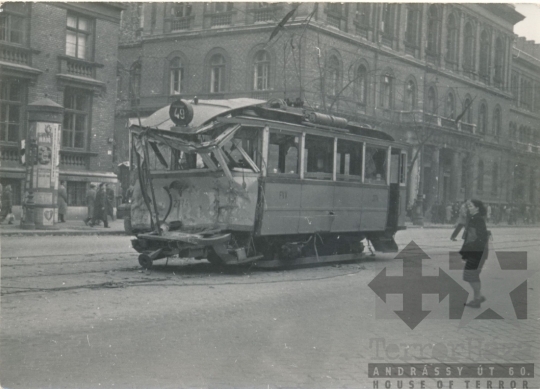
[250,6,279,23]
[512,141,540,154]
[459,122,476,134]
[207,11,235,27]
[58,55,102,79]
[167,15,195,31]
[0,145,20,162]
[0,42,33,66]
[60,150,89,168]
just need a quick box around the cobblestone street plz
[1,227,538,388]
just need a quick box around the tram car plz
[128,98,407,268]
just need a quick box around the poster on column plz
[35,122,60,190]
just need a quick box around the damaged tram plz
[128,98,407,268]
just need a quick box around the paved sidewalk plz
[0,218,127,237]
[405,221,540,228]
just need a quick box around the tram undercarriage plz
[131,228,399,269]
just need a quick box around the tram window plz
[222,127,260,171]
[174,151,205,170]
[365,146,387,184]
[304,135,333,180]
[267,131,299,175]
[390,150,400,184]
[337,139,363,182]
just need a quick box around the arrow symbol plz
[368,241,469,329]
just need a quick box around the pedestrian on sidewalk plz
[106,183,115,221]
[460,199,489,308]
[1,184,14,224]
[486,203,492,223]
[84,184,96,226]
[94,183,109,228]
[446,203,453,224]
[450,201,468,241]
[57,182,68,223]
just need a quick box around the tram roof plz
[133,98,266,131]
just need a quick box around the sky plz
[514,3,540,42]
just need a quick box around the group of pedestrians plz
[451,199,491,309]
[430,201,539,226]
[84,183,115,228]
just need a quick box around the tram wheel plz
[206,250,225,266]
[138,253,154,269]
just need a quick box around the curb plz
[0,230,129,237]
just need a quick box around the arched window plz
[446,13,458,63]
[477,160,484,192]
[209,54,225,93]
[169,57,183,95]
[355,65,367,104]
[130,61,141,106]
[445,93,455,119]
[463,97,473,123]
[380,72,394,108]
[492,162,498,195]
[494,37,504,86]
[253,50,270,91]
[492,106,501,136]
[427,86,437,114]
[478,103,487,134]
[427,5,440,54]
[463,22,475,72]
[327,55,340,96]
[479,30,490,82]
[404,79,416,111]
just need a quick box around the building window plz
[405,5,420,46]
[446,13,458,63]
[520,78,532,111]
[461,157,467,189]
[130,61,141,106]
[479,30,490,83]
[63,88,90,149]
[326,3,344,29]
[426,5,440,55]
[0,3,26,44]
[172,3,192,17]
[404,79,416,111]
[169,57,184,95]
[427,86,437,115]
[380,73,393,109]
[355,3,370,27]
[67,181,87,206]
[477,160,484,192]
[530,170,536,203]
[478,103,487,134]
[492,106,501,136]
[463,97,473,123]
[0,79,23,143]
[210,54,225,93]
[253,50,270,91]
[491,163,498,195]
[494,37,505,86]
[445,93,455,119]
[327,55,340,96]
[463,22,475,72]
[535,84,540,113]
[355,65,368,105]
[66,13,92,60]
[381,4,396,37]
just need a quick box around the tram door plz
[387,148,402,229]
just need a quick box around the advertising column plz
[21,99,64,230]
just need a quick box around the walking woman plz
[93,183,110,228]
[460,199,490,308]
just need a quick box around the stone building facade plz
[116,3,540,218]
[0,2,124,218]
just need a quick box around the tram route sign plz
[169,99,194,126]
